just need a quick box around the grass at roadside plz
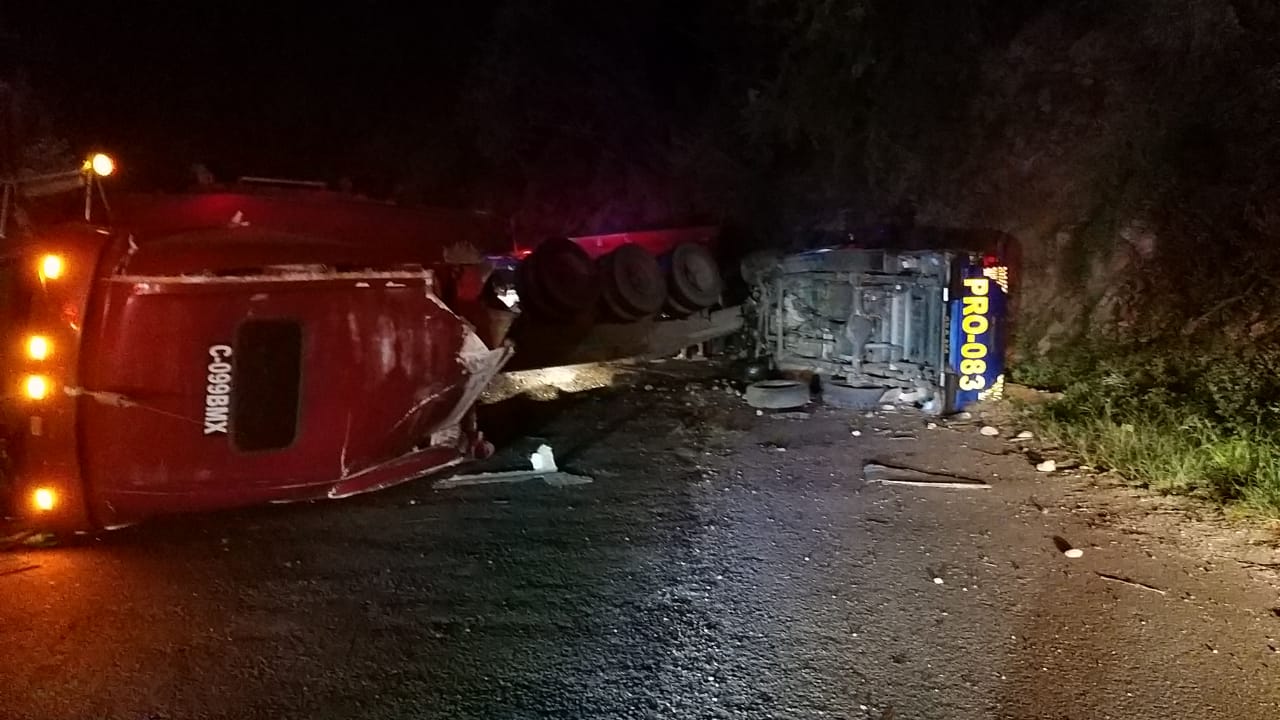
[1012,342,1280,518]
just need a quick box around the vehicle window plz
[232,319,303,452]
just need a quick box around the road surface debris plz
[435,444,593,489]
[864,462,992,489]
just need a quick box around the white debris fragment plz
[898,388,926,403]
[1064,548,1085,559]
[643,384,655,391]
[1016,430,1035,440]
[756,409,764,416]
[926,422,938,430]
[980,426,1000,437]
[958,411,973,420]
[933,577,945,585]
[530,444,558,472]
[1036,460,1057,473]
[851,430,862,437]
[880,404,895,411]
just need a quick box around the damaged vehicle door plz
[746,246,1008,414]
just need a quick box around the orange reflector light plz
[33,487,56,512]
[26,335,51,361]
[90,153,115,177]
[23,375,50,400]
[39,254,65,281]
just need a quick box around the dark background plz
[5,0,1280,344]
[0,1,1042,242]
[0,1,753,240]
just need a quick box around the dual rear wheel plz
[516,240,723,323]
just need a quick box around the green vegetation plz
[1013,342,1280,517]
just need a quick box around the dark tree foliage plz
[742,0,1049,224]
[0,31,72,176]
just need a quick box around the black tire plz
[600,244,666,320]
[530,238,601,317]
[822,382,884,410]
[600,285,642,322]
[666,242,722,313]
[744,380,810,409]
[515,254,554,319]
[663,294,701,319]
[519,238,600,321]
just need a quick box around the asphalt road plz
[2,365,1278,719]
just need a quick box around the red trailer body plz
[558,226,719,260]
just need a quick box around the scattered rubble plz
[1015,430,1035,440]
[980,426,1000,437]
[1036,460,1058,473]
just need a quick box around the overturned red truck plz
[0,159,735,531]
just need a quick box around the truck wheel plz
[536,238,600,314]
[666,242,722,314]
[515,255,554,318]
[822,382,884,410]
[744,380,810,409]
[600,244,666,320]
[663,294,700,319]
[517,238,601,321]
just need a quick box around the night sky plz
[3,3,502,186]
[1,0,734,243]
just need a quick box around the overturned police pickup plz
[743,243,1009,414]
